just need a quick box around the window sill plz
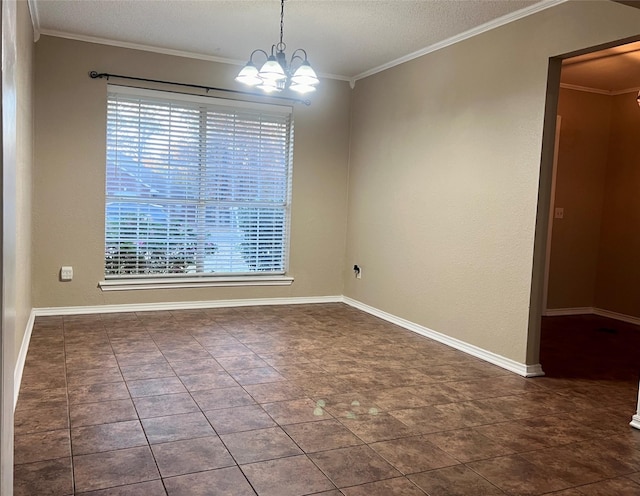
[99,275,294,292]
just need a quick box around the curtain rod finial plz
[89,71,108,80]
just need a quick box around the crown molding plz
[612,86,640,96]
[36,29,351,83]
[560,83,640,96]
[38,29,242,66]
[559,83,611,95]
[352,0,569,82]
[32,1,568,86]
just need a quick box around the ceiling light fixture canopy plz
[235,0,319,94]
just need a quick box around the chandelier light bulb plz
[235,62,262,86]
[290,83,316,94]
[259,56,287,81]
[257,80,282,93]
[291,61,319,87]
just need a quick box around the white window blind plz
[105,86,293,278]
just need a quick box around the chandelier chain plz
[280,0,285,46]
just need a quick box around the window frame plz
[99,85,295,291]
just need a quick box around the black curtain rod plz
[88,71,311,106]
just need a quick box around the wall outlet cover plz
[60,266,73,281]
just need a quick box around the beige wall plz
[2,0,34,488]
[344,0,640,364]
[595,91,640,316]
[547,88,611,309]
[33,36,350,308]
[15,1,34,361]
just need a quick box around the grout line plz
[61,317,78,495]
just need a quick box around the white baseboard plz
[343,297,544,378]
[28,294,545,386]
[19,296,339,409]
[544,306,640,327]
[630,414,640,430]
[14,309,35,410]
[522,363,545,377]
[34,295,343,316]
[543,307,594,317]
[593,308,640,327]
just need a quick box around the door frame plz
[529,36,640,428]
[1,0,18,492]
[541,115,562,314]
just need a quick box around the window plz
[103,86,293,287]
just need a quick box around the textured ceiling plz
[31,0,551,80]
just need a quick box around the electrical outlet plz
[60,266,73,281]
[354,264,362,279]
[554,207,564,219]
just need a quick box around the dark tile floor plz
[13,305,640,495]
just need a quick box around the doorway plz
[537,40,640,391]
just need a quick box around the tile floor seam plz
[460,458,527,495]
[62,321,77,496]
[239,454,333,495]
[471,452,580,494]
[330,473,414,491]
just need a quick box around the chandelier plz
[235,0,319,94]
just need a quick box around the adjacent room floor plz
[13,304,640,495]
